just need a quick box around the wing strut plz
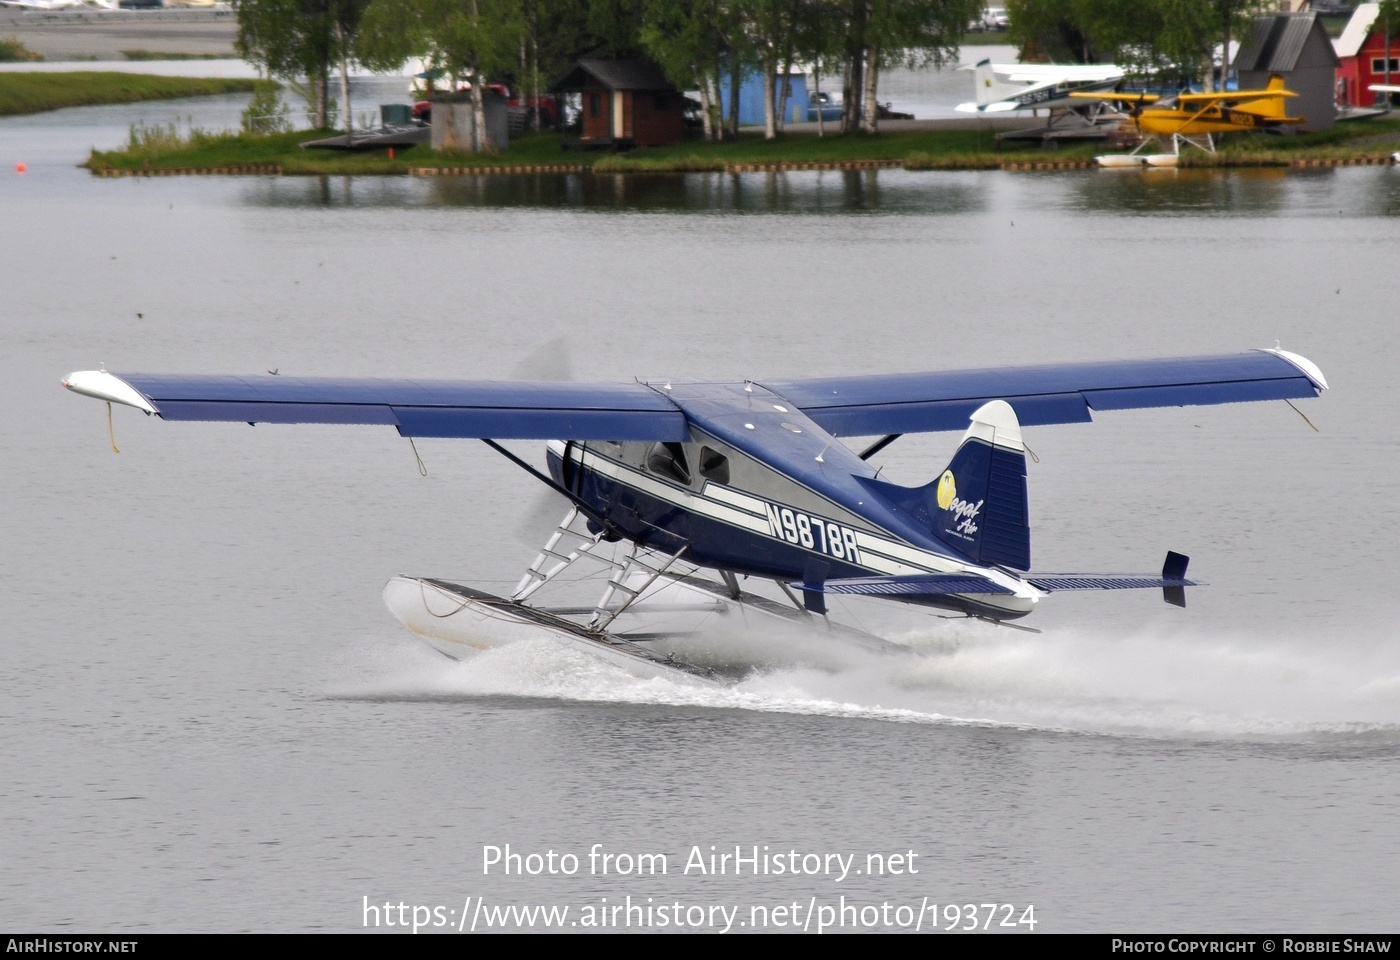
[480,439,617,538]
[857,434,901,460]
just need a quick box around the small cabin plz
[1334,3,1398,107]
[550,59,685,148]
[1234,12,1340,132]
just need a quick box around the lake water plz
[2,84,1399,933]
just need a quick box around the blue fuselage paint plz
[545,381,1035,620]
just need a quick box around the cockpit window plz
[698,446,730,484]
[646,442,691,485]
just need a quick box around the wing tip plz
[1258,347,1328,392]
[62,370,158,415]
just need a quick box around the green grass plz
[121,50,229,62]
[0,37,43,63]
[1177,116,1400,166]
[0,72,256,117]
[958,32,1015,46]
[83,115,1400,176]
[85,126,1093,174]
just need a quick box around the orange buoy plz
[16,162,26,173]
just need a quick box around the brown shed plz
[550,59,685,147]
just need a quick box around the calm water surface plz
[2,90,1399,932]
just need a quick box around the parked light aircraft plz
[1072,76,1303,166]
[63,350,1326,681]
[955,60,1124,114]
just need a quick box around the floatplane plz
[955,61,1126,114]
[63,349,1326,684]
[956,60,1127,142]
[1072,75,1304,167]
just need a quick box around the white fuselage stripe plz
[572,446,1039,598]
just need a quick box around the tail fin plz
[973,60,1021,108]
[1248,75,1295,119]
[860,401,1030,570]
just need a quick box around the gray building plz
[431,89,510,153]
[1234,12,1340,133]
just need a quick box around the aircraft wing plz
[61,372,691,441]
[1173,89,1295,104]
[968,64,1124,84]
[954,100,1020,113]
[759,349,1326,436]
[65,349,1325,442]
[1068,91,1160,103]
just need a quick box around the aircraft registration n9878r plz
[63,349,1327,682]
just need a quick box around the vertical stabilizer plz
[973,60,1019,108]
[1249,75,1294,120]
[932,400,1030,569]
[857,400,1031,570]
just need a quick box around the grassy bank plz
[0,72,257,117]
[0,38,44,63]
[84,117,1400,176]
[87,127,1086,175]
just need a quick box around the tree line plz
[235,0,980,144]
[235,0,1400,147]
[1012,0,1400,90]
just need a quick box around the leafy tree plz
[1008,0,1168,68]
[358,0,521,150]
[236,0,367,133]
[639,0,739,140]
[839,0,975,133]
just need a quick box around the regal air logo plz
[936,470,957,509]
[937,470,983,540]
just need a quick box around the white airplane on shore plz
[955,60,1125,114]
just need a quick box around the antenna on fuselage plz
[815,435,837,463]
[662,351,692,393]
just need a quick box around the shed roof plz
[550,59,677,93]
[1236,13,1339,72]
[1334,2,1380,58]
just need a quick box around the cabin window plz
[590,93,601,117]
[1372,58,1400,74]
[698,446,730,484]
[646,442,691,485]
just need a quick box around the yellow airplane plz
[1071,76,1303,167]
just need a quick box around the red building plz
[1335,3,1399,107]
[550,59,685,148]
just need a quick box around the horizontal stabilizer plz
[1027,574,1197,591]
[1029,552,1196,607]
[791,574,1013,598]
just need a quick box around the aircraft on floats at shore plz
[1071,75,1304,167]
[63,349,1327,683]
[955,60,1126,115]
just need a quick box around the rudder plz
[859,400,1030,570]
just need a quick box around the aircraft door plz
[560,441,583,497]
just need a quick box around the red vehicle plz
[412,84,560,128]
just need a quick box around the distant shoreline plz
[0,70,253,116]
[0,8,237,62]
[83,121,1400,177]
